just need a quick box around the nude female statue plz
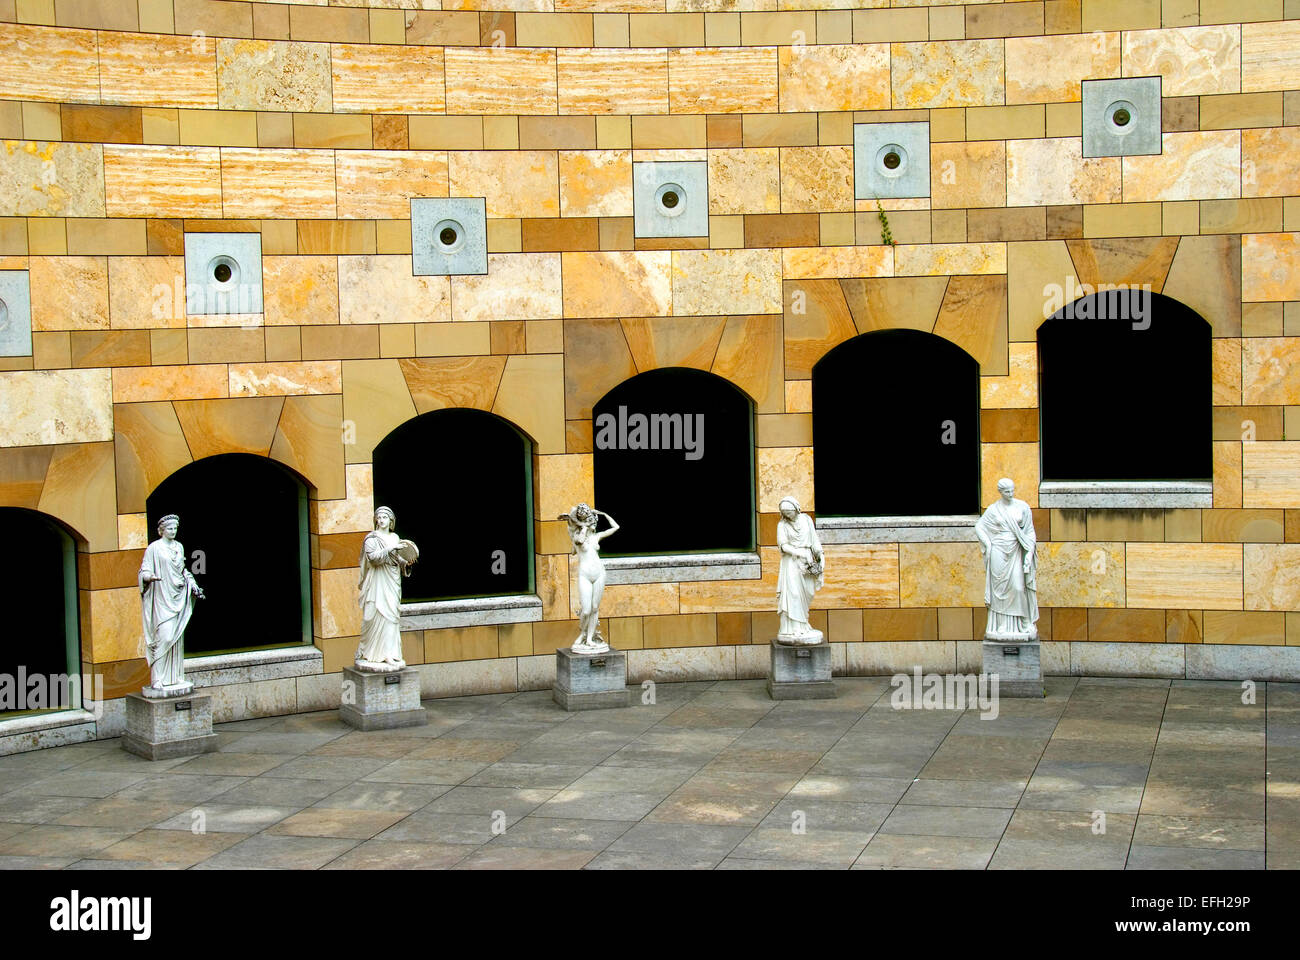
[559,503,620,654]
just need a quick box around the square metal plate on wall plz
[633,160,708,238]
[1082,76,1162,157]
[184,233,264,315]
[0,271,32,357]
[854,122,931,200]
[411,197,488,276]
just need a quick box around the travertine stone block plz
[122,692,218,760]
[340,666,427,731]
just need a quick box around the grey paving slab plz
[605,821,751,858]
[111,774,250,803]
[375,809,520,845]
[728,827,871,865]
[854,833,998,870]
[462,762,593,790]
[455,846,597,869]
[153,802,303,834]
[899,778,1028,808]
[190,834,359,869]
[488,816,633,851]
[212,777,346,807]
[1125,845,1265,869]
[321,839,470,870]
[788,775,913,805]
[879,804,1014,839]
[94,829,248,867]
[760,798,894,834]
[584,849,722,870]
[313,781,452,813]
[645,792,780,827]
[1132,814,1265,851]
[533,790,665,821]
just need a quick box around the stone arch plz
[592,367,756,554]
[564,315,783,424]
[114,395,345,516]
[1038,290,1211,482]
[813,329,981,516]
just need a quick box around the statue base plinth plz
[767,638,835,700]
[982,635,1043,698]
[553,647,630,711]
[339,666,427,730]
[122,691,218,761]
[141,681,194,699]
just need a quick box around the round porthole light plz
[876,143,908,178]
[434,219,465,254]
[208,255,239,289]
[1106,100,1137,135]
[655,182,686,217]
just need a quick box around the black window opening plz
[592,367,756,555]
[813,329,981,517]
[373,408,534,602]
[0,509,80,716]
[146,453,311,656]
[1039,290,1211,482]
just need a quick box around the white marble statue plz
[355,506,419,672]
[776,496,825,645]
[138,514,204,698]
[975,478,1039,640]
[561,503,620,654]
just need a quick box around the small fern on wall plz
[875,197,895,246]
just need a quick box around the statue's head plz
[570,503,597,528]
[778,497,800,521]
[374,506,395,532]
[157,515,179,540]
[997,478,1015,499]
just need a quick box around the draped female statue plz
[355,506,418,671]
[138,514,204,697]
[975,478,1039,640]
[775,496,825,645]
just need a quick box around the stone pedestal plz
[767,638,836,700]
[982,638,1043,698]
[553,647,630,711]
[340,666,427,731]
[122,692,218,761]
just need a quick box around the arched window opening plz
[146,454,310,655]
[1039,290,1211,482]
[0,509,80,715]
[373,408,534,601]
[813,329,981,516]
[592,368,755,555]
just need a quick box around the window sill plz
[1038,481,1213,509]
[185,645,323,687]
[400,594,543,631]
[602,552,762,584]
[0,708,97,738]
[816,515,981,543]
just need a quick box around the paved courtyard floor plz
[0,676,1293,870]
